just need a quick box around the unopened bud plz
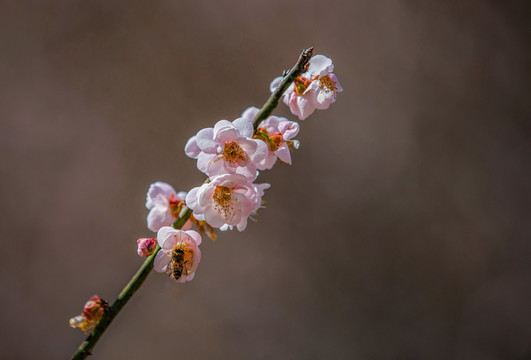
[137,238,157,257]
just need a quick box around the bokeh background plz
[1,1,530,359]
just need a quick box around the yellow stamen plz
[213,185,234,217]
[222,141,248,165]
[318,75,337,94]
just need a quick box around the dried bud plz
[137,238,157,257]
[69,295,108,333]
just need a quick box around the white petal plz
[154,250,170,273]
[186,187,201,211]
[232,117,254,138]
[176,191,188,201]
[256,154,277,171]
[306,55,333,77]
[145,182,176,209]
[203,206,227,228]
[236,217,248,232]
[185,230,202,246]
[250,139,268,162]
[147,207,174,232]
[296,95,316,120]
[213,120,236,142]
[278,121,299,140]
[197,152,218,175]
[195,128,217,152]
[276,145,292,165]
[270,76,283,93]
[241,106,259,123]
[157,227,179,249]
[184,136,201,159]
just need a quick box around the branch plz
[70,48,314,359]
[252,47,313,129]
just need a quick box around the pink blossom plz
[270,54,343,120]
[241,107,300,170]
[186,174,270,231]
[145,182,192,232]
[184,118,268,181]
[136,238,157,257]
[154,227,202,283]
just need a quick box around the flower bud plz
[69,295,108,333]
[137,238,157,257]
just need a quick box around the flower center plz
[213,185,234,217]
[256,128,284,152]
[168,194,184,218]
[167,242,194,280]
[294,76,312,95]
[318,75,337,94]
[222,141,248,165]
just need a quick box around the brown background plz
[1,1,530,359]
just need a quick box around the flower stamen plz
[318,75,337,95]
[213,185,234,217]
[222,141,248,165]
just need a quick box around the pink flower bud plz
[137,238,157,257]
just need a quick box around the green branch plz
[70,47,314,359]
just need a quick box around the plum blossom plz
[184,117,268,181]
[154,227,202,283]
[270,54,343,120]
[241,107,300,170]
[186,174,270,232]
[145,182,192,232]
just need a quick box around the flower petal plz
[306,55,334,77]
[241,106,259,123]
[184,136,201,159]
[145,182,176,209]
[154,250,170,273]
[276,144,292,165]
[147,206,174,232]
[213,120,237,142]
[270,76,283,93]
[185,230,202,246]
[157,227,179,249]
[195,128,217,152]
[233,117,254,138]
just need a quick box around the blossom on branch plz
[184,118,268,181]
[69,295,109,334]
[145,182,191,232]
[154,227,202,283]
[185,174,270,231]
[270,54,342,120]
[242,107,300,170]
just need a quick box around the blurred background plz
[1,1,530,359]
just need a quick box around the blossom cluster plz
[141,54,341,283]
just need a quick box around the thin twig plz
[70,47,314,359]
[252,47,313,129]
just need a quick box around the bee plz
[166,242,194,281]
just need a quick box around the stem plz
[252,47,313,129]
[71,207,193,360]
[70,48,314,359]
